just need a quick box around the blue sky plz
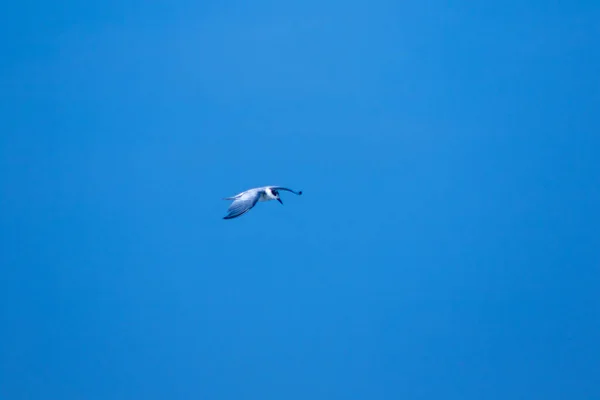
[1,1,599,399]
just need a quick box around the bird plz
[222,186,303,220]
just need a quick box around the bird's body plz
[222,186,303,219]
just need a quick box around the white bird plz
[222,186,303,220]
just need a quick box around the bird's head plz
[271,189,283,205]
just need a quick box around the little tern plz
[222,186,303,220]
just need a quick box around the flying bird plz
[222,186,303,220]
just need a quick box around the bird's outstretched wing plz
[269,186,303,195]
[223,190,261,219]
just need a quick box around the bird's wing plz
[222,187,255,200]
[223,190,261,219]
[269,186,303,195]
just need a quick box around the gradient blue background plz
[1,1,599,399]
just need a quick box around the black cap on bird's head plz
[272,189,283,205]
[269,186,303,205]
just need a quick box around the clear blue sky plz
[1,1,599,399]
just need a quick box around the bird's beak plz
[277,198,283,205]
